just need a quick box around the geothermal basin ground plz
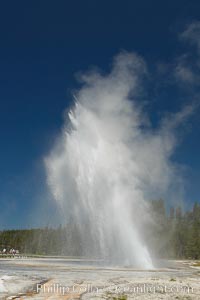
[0,258,200,300]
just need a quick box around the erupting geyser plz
[45,52,191,269]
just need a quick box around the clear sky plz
[0,0,200,229]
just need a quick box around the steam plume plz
[45,52,192,268]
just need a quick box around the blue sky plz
[0,0,200,228]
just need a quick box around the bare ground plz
[0,258,199,300]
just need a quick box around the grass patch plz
[170,278,176,281]
[105,292,127,300]
[193,261,200,267]
[111,296,127,300]
[175,296,192,300]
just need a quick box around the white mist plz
[45,52,192,269]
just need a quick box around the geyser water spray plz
[45,52,192,268]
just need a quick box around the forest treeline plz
[0,200,200,259]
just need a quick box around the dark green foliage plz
[149,200,200,259]
[0,201,200,259]
[0,224,83,256]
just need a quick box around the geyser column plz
[45,52,165,269]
